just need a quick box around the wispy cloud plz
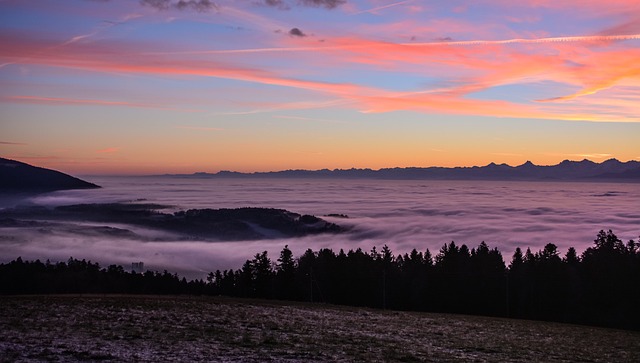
[407,33,640,46]
[1,95,200,112]
[60,13,142,47]
[212,99,355,115]
[4,95,157,108]
[175,126,224,131]
[60,31,101,47]
[354,0,414,15]
[272,115,345,124]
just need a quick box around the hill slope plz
[0,157,99,192]
[1,295,638,362]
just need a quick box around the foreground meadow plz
[1,295,639,362]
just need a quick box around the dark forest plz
[1,230,638,330]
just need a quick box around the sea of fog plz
[1,176,639,279]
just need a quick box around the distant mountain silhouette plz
[0,157,100,192]
[170,159,640,181]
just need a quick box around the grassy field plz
[1,295,639,362]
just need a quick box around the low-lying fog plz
[1,177,639,279]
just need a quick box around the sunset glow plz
[1,0,639,174]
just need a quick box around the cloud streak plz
[354,0,414,15]
[175,126,224,131]
[407,33,640,46]
[2,95,187,110]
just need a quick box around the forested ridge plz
[1,230,639,330]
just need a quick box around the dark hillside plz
[1,295,639,362]
[0,157,99,192]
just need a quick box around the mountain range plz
[172,159,640,181]
[2,157,639,191]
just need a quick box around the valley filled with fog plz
[1,176,638,279]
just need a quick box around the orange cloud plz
[536,49,640,102]
[352,91,612,122]
[312,35,640,116]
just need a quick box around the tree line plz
[1,230,638,330]
[0,258,209,296]
[209,230,639,329]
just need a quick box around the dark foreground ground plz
[1,295,639,362]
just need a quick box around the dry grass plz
[1,295,639,362]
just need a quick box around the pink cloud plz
[486,0,639,12]
[0,32,360,96]
[2,28,640,122]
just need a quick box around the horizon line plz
[65,157,638,177]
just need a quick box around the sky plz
[1,0,640,175]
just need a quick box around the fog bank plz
[1,177,638,279]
